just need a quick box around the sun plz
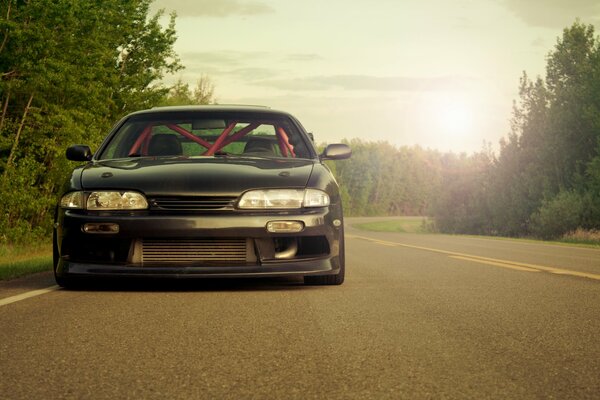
[433,95,474,137]
[413,93,478,152]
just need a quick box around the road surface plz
[1,219,599,399]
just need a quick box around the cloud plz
[252,75,475,92]
[284,54,323,62]
[531,37,546,48]
[225,68,281,80]
[177,52,321,81]
[150,0,274,18]
[499,0,600,28]
[180,51,269,68]
[182,51,322,67]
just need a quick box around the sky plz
[150,0,600,153]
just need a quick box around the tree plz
[332,139,445,217]
[160,75,216,106]
[113,2,182,112]
[545,21,600,190]
[0,0,183,243]
[429,21,600,239]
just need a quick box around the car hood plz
[80,157,315,196]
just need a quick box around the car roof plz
[129,105,294,117]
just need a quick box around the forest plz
[437,21,600,240]
[333,21,600,241]
[0,0,209,243]
[1,1,599,244]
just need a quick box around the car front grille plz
[141,238,251,264]
[149,196,237,211]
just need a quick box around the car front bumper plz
[55,208,343,280]
[58,259,340,279]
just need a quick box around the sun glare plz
[417,93,478,151]
[438,101,472,135]
[434,96,474,136]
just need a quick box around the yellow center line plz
[376,242,399,247]
[0,286,59,307]
[449,255,541,272]
[347,234,600,281]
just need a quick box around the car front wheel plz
[53,228,74,289]
[304,234,345,285]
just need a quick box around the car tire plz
[53,228,75,289]
[54,274,73,289]
[304,233,345,285]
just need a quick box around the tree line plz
[0,2,597,244]
[328,140,443,217]
[332,22,600,240]
[0,0,213,243]
[429,22,600,239]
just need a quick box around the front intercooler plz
[134,238,257,265]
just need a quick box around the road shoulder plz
[0,271,56,301]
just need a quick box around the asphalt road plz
[1,219,599,399]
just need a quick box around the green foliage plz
[430,21,600,239]
[0,256,52,280]
[545,22,600,191]
[431,151,494,234]
[584,149,600,227]
[560,228,600,246]
[0,0,184,244]
[530,191,585,239]
[353,217,432,234]
[160,76,216,106]
[333,139,442,216]
[0,241,51,280]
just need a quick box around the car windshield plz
[98,112,312,160]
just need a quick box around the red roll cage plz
[128,121,296,157]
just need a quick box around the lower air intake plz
[141,238,252,264]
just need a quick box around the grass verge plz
[560,229,600,246]
[0,243,52,280]
[353,218,600,248]
[353,217,432,234]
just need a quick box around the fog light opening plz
[274,238,298,259]
[82,223,120,234]
[266,220,304,233]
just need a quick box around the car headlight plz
[87,191,148,210]
[59,191,148,210]
[60,192,84,209]
[238,189,330,209]
[303,189,331,207]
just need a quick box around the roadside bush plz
[561,228,600,245]
[529,191,584,239]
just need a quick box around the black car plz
[54,105,351,287]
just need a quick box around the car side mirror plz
[321,143,351,160]
[66,145,93,161]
